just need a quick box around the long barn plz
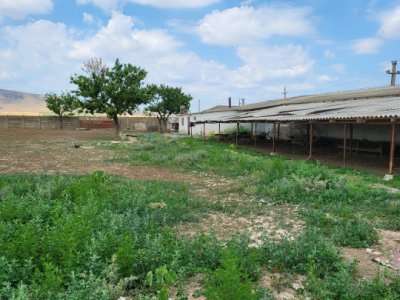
[188,86,400,175]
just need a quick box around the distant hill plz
[0,89,48,114]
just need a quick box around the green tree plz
[71,58,150,135]
[147,84,192,133]
[44,92,79,129]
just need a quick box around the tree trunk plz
[113,115,121,136]
[162,118,168,133]
[157,117,163,133]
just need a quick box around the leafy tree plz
[71,58,150,135]
[44,92,79,129]
[147,84,192,133]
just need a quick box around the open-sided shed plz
[194,86,400,174]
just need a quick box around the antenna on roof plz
[282,86,288,99]
[386,60,400,86]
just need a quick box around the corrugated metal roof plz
[194,105,238,114]
[220,96,400,122]
[239,85,400,111]
[194,86,400,123]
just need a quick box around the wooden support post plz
[203,123,206,139]
[272,123,276,153]
[308,122,313,160]
[236,122,239,146]
[254,122,257,146]
[389,122,396,175]
[218,122,221,142]
[343,123,347,168]
[349,124,353,157]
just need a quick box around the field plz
[1,128,400,299]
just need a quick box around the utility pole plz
[282,86,288,99]
[386,60,400,86]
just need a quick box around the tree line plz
[45,58,192,135]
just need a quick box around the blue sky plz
[1,0,400,111]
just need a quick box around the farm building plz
[187,86,400,174]
[179,105,273,136]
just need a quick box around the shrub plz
[204,250,261,300]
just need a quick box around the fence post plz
[6,115,9,129]
[39,116,41,129]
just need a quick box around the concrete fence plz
[0,115,160,131]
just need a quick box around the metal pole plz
[389,122,396,174]
[203,123,206,139]
[349,124,353,157]
[272,123,276,153]
[277,123,281,140]
[236,122,239,146]
[254,122,257,146]
[218,122,221,142]
[308,122,313,160]
[343,123,347,168]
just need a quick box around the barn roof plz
[195,86,400,123]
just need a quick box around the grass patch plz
[0,172,217,299]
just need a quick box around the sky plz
[1,0,400,111]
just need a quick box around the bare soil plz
[0,129,195,182]
[341,230,400,280]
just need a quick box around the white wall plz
[179,110,274,136]
[286,123,400,144]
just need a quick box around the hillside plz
[0,89,47,114]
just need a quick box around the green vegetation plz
[146,84,192,133]
[44,92,79,129]
[1,134,400,298]
[71,58,151,135]
[107,134,400,236]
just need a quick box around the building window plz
[181,117,184,126]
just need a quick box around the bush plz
[204,250,262,300]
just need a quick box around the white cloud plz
[234,44,314,87]
[70,12,182,61]
[197,5,313,46]
[0,12,316,107]
[318,75,336,82]
[77,0,121,11]
[0,0,53,19]
[83,12,95,24]
[351,38,383,55]
[129,0,219,8]
[77,0,218,11]
[377,5,400,39]
[323,49,335,58]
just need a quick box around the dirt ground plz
[0,129,194,181]
[1,128,399,298]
